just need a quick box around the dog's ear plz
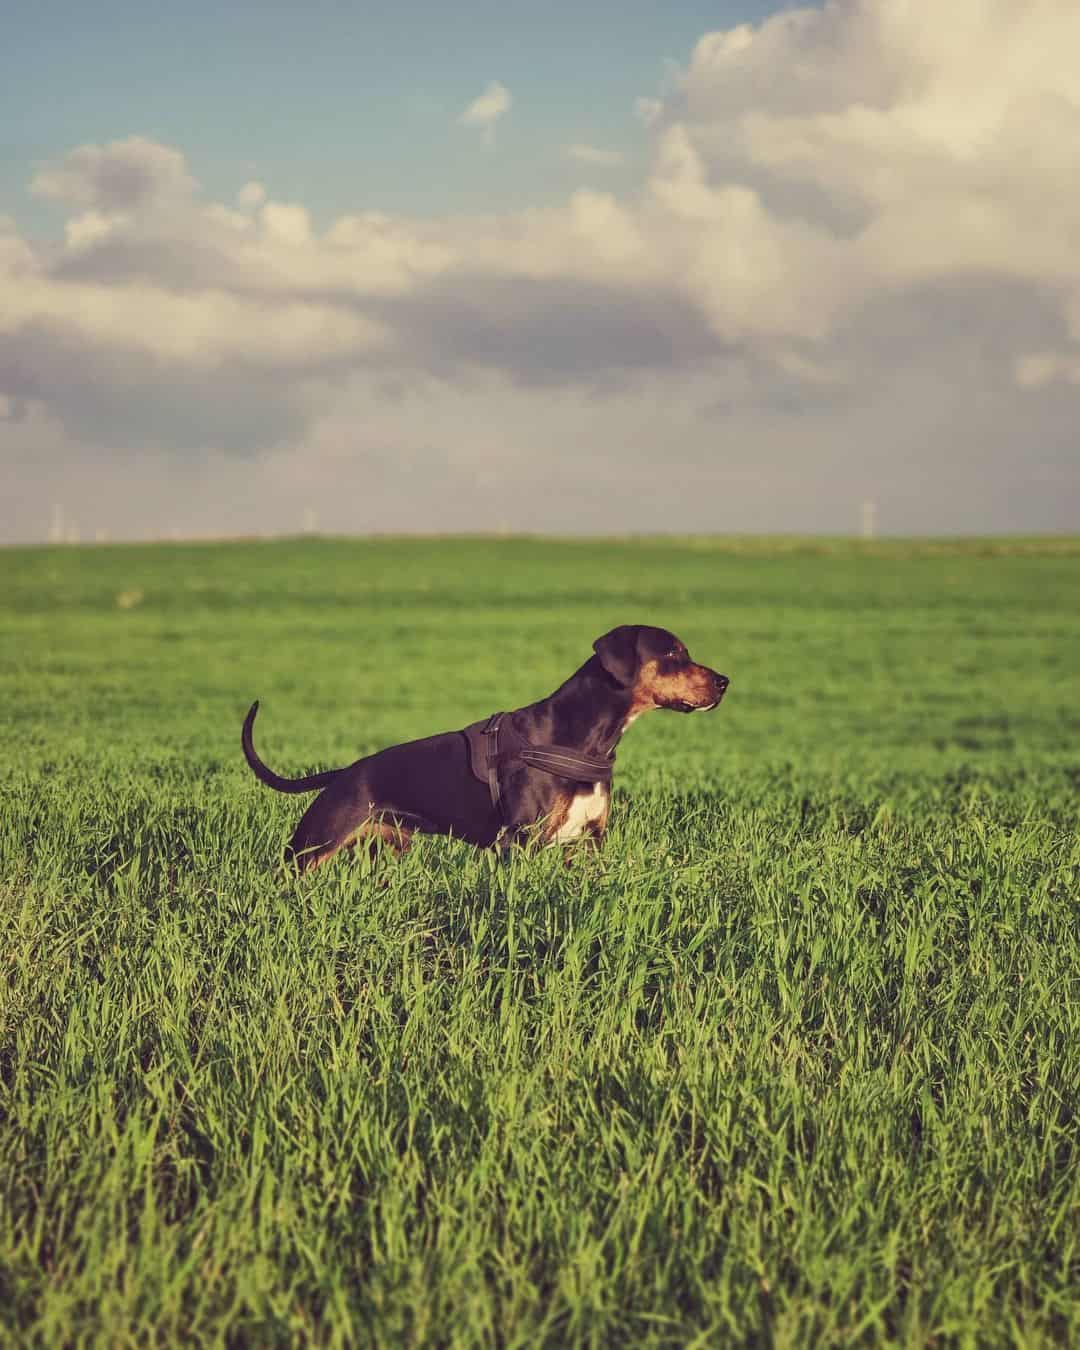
[592,626,641,687]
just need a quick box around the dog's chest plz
[552,781,609,842]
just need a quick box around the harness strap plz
[468,712,617,820]
[519,746,614,781]
[483,712,504,812]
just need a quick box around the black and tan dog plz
[242,624,728,870]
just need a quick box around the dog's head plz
[592,625,729,713]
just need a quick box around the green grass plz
[1,536,1078,1346]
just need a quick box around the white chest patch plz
[552,781,609,843]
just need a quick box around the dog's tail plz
[242,701,342,794]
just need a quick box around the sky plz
[3,0,1079,542]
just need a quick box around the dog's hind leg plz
[288,815,414,873]
[286,781,418,873]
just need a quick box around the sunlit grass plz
[1,537,1078,1345]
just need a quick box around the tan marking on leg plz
[542,787,576,844]
[351,818,414,856]
[548,782,610,844]
[295,818,413,873]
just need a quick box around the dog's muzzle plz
[672,673,729,714]
[668,674,729,714]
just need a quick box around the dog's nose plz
[715,673,730,693]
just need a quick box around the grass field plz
[1,536,1078,1346]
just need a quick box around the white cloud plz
[4,1,1080,537]
[459,80,511,146]
[1015,351,1080,388]
[260,201,313,246]
[0,273,385,369]
[564,143,626,167]
[30,135,196,211]
[634,97,662,127]
[237,180,266,210]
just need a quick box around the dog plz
[242,624,728,870]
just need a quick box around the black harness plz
[463,712,615,818]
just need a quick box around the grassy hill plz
[2,537,1078,1344]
